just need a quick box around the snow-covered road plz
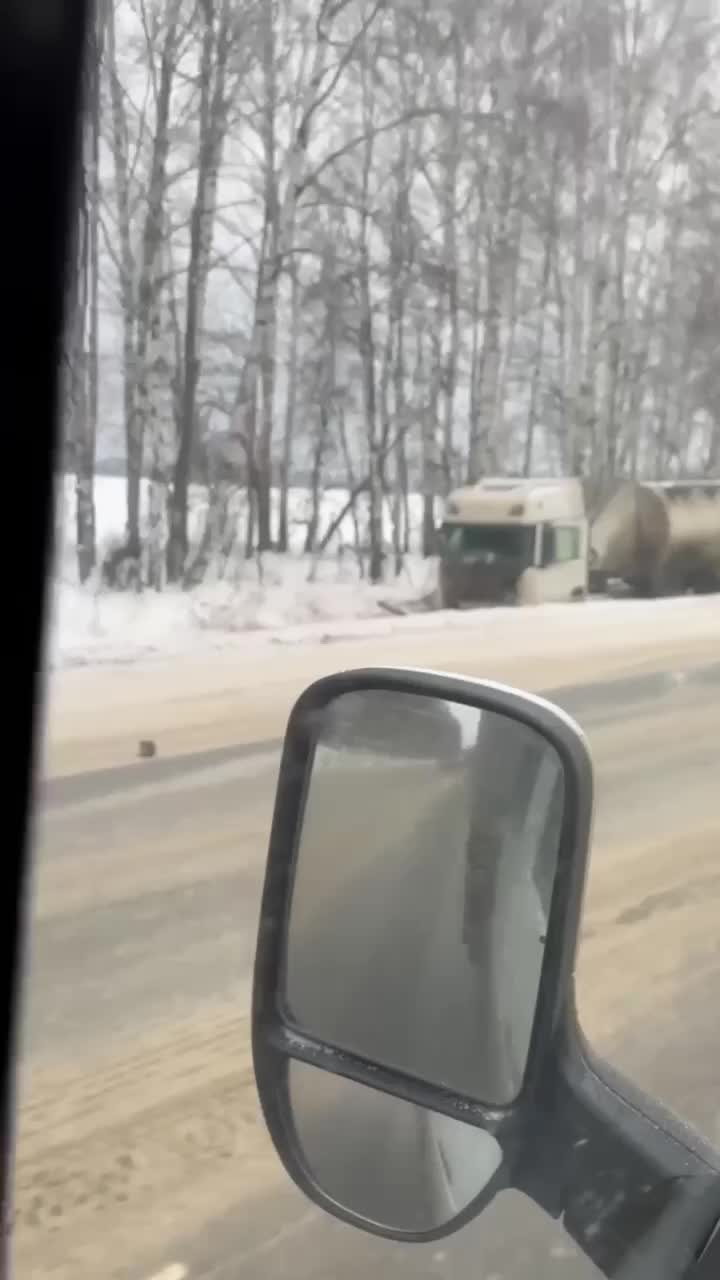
[43,592,720,776]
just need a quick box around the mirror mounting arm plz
[517,1038,720,1280]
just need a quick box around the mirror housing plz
[252,668,720,1276]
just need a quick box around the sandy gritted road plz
[12,610,720,1280]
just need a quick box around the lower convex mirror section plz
[288,1060,503,1232]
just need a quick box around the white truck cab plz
[439,476,588,607]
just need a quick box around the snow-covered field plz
[50,475,439,667]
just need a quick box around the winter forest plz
[64,0,720,591]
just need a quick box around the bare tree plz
[64,1,106,584]
[166,0,239,581]
[85,0,720,591]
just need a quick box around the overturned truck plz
[438,478,588,608]
[436,475,720,609]
[589,480,720,598]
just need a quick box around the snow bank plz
[50,475,438,667]
[51,555,441,667]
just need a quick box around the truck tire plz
[632,570,665,599]
[689,570,719,595]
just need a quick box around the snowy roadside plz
[48,558,438,669]
[48,584,720,670]
[43,593,720,778]
[51,474,441,669]
[52,474,720,674]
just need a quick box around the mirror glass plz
[284,689,566,1106]
[288,1058,502,1231]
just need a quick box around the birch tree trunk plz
[106,5,139,550]
[277,264,300,552]
[145,256,174,591]
[167,0,232,581]
[131,0,184,565]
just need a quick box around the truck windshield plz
[442,523,535,563]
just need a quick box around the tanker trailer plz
[589,479,720,597]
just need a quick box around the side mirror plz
[252,669,720,1277]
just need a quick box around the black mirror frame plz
[253,670,590,1225]
[252,667,720,1276]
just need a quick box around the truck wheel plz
[633,572,664,598]
[691,572,719,595]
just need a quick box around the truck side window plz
[540,523,555,566]
[554,526,581,562]
[542,525,580,565]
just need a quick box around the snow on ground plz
[51,556,441,668]
[50,474,720,671]
[50,475,438,668]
